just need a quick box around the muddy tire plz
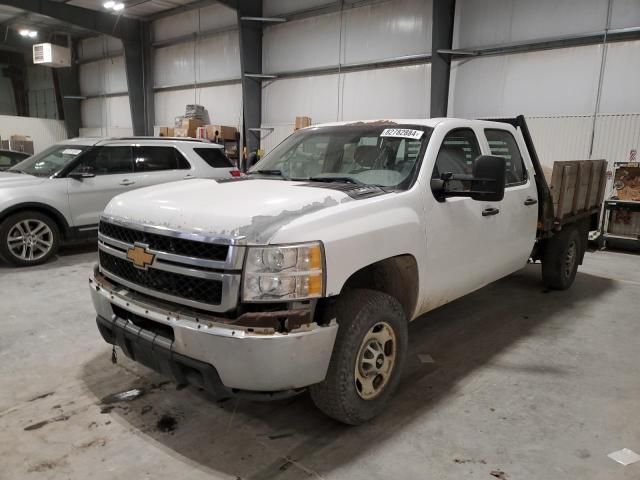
[310,289,408,425]
[0,211,60,266]
[541,226,581,290]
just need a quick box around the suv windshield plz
[8,145,91,177]
[250,124,432,189]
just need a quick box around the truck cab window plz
[432,128,481,192]
[485,129,527,185]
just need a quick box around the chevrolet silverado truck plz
[90,116,606,424]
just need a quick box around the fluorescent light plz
[113,2,125,10]
[19,29,38,38]
[103,1,115,8]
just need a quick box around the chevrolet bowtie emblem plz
[126,243,155,269]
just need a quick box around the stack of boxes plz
[1,135,34,154]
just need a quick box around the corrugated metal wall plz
[0,115,67,153]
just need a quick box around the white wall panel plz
[78,35,123,60]
[263,12,340,72]
[152,3,236,42]
[342,0,431,64]
[340,64,430,120]
[611,0,640,29]
[599,41,640,114]
[79,56,127,96]
[81,95,132,131]
[260,123,295,155]
[154,84,242,128]
[262,74,341,124]
[454,0,609,48]
[154,31,240,88]
[0,115,67,152]
[449,45,602,118]
[264,0,334,16]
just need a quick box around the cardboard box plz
[156,126,174,137]
[205,125,237,142]
[181,118,203,130]
[295,116,312,130]
[2,137,34,154]
[196,127,207,139]
[174,127,195,138]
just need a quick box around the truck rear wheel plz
[310,289,408,425]
[541,226,581,290]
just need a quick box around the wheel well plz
[0,204,70,239]
[341,255,419,319]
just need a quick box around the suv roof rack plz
[109,137,212,143]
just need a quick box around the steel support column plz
[430,0,456,118]
[235,0,263,155]
[123,22,154,136]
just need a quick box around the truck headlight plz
[243,242,324,302]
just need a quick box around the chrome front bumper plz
[90,269,338,392]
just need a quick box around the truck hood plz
[0,172,44,188]
[104,178,355,244]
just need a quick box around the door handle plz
[183,174,194,179]
[120,179,135,186]
[482,207,500,216]
[524,197,538,206]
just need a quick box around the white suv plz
[0,137,239,266]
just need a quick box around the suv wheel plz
[310,289,408,425]
[0,211,60,266]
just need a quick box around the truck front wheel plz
[310,289,408,425]
[541,226,581,290]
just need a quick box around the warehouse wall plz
[77,2,242,134]
[260,0,433,150]
[0,114,67,153]
[26,66,58,120]
[449,0,640,117]
[0,69,16,115]
[151,2,241,128]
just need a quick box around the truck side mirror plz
[431,155,506,202]
[470,155,506,202]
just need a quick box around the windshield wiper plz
[248,169,285,177]
[309,176,364,185]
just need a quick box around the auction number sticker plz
[380,128,424,140]
[62,149,83,155]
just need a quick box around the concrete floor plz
[1,247,639,480]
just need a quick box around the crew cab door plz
[480,127,538,275]
[422,125,537,311]
[66,145,137,227]
[132,145,193,188]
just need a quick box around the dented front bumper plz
[90,268,338,394]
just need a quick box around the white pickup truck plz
[90,116,606,424]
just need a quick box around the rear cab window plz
[194,148,233,168]
[484,129,527,186]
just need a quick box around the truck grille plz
[99,250,223,305]
[99,220,229,261]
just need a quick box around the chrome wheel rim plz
[564,240,577,279]
[7,219,53,262]
[354,321,397,400]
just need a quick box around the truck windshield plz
[250,124,432,189]
[8,145,91,177]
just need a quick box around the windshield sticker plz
[380,128,424,140]
[62,148,83,155]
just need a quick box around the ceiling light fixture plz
[103,1,125,11]
[113,3,125,11]
[103,1,115,8]
[18,29,38,38]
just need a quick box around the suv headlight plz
[243,242,324,302]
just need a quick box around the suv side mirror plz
[68,168,96,180]
[431,155,506,202]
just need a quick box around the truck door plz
[481,128,538,276]
[423,127,500,309]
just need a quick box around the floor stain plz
[28,391,55,402]
[24,414,70,431]
[490,469,508,479]
[156,414,177,433]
